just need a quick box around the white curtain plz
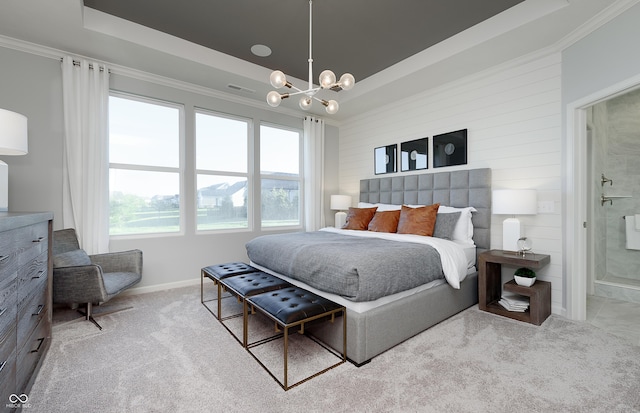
[303,116,325,231]
[61,56,110,254]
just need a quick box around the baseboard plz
[119,277,201,296]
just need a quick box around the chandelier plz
[266,0,355,114]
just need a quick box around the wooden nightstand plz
[478,250,551,325]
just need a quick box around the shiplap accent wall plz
[338,52,565,314]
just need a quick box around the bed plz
[247,168,491,365]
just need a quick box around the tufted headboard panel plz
[359,168,492,254]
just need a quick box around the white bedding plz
[319,227,472,289]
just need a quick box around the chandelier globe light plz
[266,0,355,114]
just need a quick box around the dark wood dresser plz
[0,212,53,411]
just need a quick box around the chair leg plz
[77,303,103,330]
[76,301,135,330]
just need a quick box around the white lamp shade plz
[492,189,537,215]
[330,195,351,210]
[493,189,537,252]
[0,108,28,155]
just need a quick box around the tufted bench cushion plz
[248,287,344,325]
[202,262,256,282]
[222,272,291,298]
[201,262,260,321]
[216,271,291,347]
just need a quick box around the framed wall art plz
[374,144,397,175]
[433,129,467,168]
[401,138,428,171]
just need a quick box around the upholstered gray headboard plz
[359,168,492,253]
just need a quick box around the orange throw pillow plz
[396,204,440,236]
[342,207,378,230]
[368,210,400,233]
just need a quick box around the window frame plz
[259,122,304,230]
[108,91,185,238]
[194,108,253,233]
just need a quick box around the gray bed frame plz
[308,168,492,366]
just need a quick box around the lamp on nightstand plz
[330,195,351,228]
[492,189,537,252]
[0,108,28,212]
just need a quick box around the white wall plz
[0,47,64,219]
[562,3,640,106]
[0,43,340,293]
[338,52,565,313]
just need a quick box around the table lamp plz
[492,189,537,252]
[330,195,351,228]
[0,108,28,212]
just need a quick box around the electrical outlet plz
[538,201,554,213]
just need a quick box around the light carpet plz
[27,284,640,413]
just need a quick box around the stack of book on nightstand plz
[498,293,529,312]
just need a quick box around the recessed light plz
[251,44,272,57]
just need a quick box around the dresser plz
[0,212,53,411]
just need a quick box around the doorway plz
[566,74,640,322]
[567,77,640,345]
[586,88,640,302]
[584,89,640,344]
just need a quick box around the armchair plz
[52,228,143,329]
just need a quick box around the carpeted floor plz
[27,284,640,413]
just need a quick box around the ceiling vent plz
[228,84,255,93]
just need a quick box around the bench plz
[201,262,347,390]
[200,262,257,320]
[220,271,291,346]
[246,286,346,390]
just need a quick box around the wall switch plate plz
[538,201,554,213]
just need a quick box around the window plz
[195,111,249,231]
[109,94,182,235]
[260,124,301,228]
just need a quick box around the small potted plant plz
[514,267,536,287]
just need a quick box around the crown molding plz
[554,0,640,51]
[0,34,307,122]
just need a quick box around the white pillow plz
[438,206,476,244]
[357,202,401,211]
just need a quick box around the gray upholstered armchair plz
[52,228,143,329]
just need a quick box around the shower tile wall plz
[595,89,640,283]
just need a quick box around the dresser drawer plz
[0,274,17,340]
[0,221,48,257]
[17,251,48,309]
[0,328,17,409]
[0,221,48,251]
[17,282,48,349]
[16,318,48,393]
[0,222,48,279]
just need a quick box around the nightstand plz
[478,249,551,325]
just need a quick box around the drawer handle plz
[30,337,45,353]
[32,305,44,316]
[0,360,6,374]
[32,237,44,243]
[31,270,45,279]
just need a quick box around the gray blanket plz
[245,231,444,302]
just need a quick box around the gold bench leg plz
[284,325,289,390]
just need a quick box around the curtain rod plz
[60,57,111,73]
